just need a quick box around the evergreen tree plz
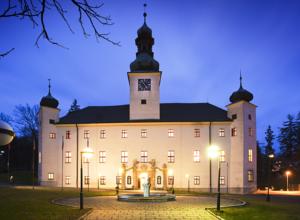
[69,99,80,113]
[265,125,275,156]
[256,141,265,188]
[278,114,298,171]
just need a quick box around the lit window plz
[84,130,89,139]
[48,173,54,180]
[194,176,200,185]
[121,130,128,138]
[84,176,90,185]
[231,128,237,136]
[220,176,225,185]
[248,114,252,120]
[100,130,106,139]
[100,176,106,185]
[248,170,254,182]
[121,151,128,163]
[249,128,253,136]
[99,151,106,163]
[193,150,200,162]
[232,114,237,120]
[168,129,174,137]
[127,176,132,185]
[168,176,174,185]
[65,151,71,163]
[141,129,147,138]
[220,150,225,162]
[168,150,175,163]
[49,133,56,139]
[194,129,200,137]
[65,176,71,185]
[219,128,225,137]
[66,130,71,139]
[140,151,148,163]
[157,176,162,185]
[248,149,253,162]
[116,176,121,184]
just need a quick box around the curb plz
[205,209,225,220]
[77,209,93,220]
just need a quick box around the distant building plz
[38,10,257,194]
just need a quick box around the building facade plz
[38,12,257,194]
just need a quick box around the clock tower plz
[128,7,161,120]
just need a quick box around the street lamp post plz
[208,145,221,211]
[285,171,291,191]
[80,146,93,210]
[266,154,274,202]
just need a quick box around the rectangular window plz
[168,176,174,185]
[48,173,54,180]
[140,151,148,163]
[220,176,225,185]
[121,130,128,138]
[248,114,252,120]
[100,130,106,139]
[168,129,175,137]
[127,176,132,185]
[248,170,254,182]
[249,128,253,136]
[84,176,90,185]
[65,176,71,185]
[248,149,253,162]
[141,129,147,138]
[219,128,225,137]
[121,151,128,163]
[99,151,106,163]
[116,176,121,184]
[66,130,71,139]
[157,176,162,185]
[100,176,106,185]
[49,132,56,139]
[84,130,89,139]
[194,176,200,185]
[141,99,147,104]
[231,128,237,136]
[49,119,55,124]
[65,151,71,163]
[194,129,200,137]
[232,114,237,120]
[168,150,175,163]
[193,150,200,162]
[220,150,225,162]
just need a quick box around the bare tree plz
[0,112,13,124]
[0,0,120,58]
[13,104,39,137]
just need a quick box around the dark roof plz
[58,103,231,124]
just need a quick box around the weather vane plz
[143,3,147,22]
[48,78,51,94]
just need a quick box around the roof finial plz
[48,78,52,95]
[239,70,243,88]
[143,3,147,23]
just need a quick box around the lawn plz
[0,187,114,220]
[212,195,300,220]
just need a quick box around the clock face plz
[138,79,151,91]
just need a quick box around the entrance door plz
[139,172,148,190]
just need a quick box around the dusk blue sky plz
[1,0,300,150]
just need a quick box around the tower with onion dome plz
[38,79,60,186]
[128,4,161,120]
[227,74,257,193]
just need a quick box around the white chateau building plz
[38,12,257,194]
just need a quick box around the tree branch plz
[0,48,15,58]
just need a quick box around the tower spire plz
[239,70,243,88]
[143,3,147,23]
[48,78,52,95]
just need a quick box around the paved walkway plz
[56,195,243,220]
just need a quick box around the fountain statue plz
[143,177,151,197]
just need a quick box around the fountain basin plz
[117,193,176,202]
